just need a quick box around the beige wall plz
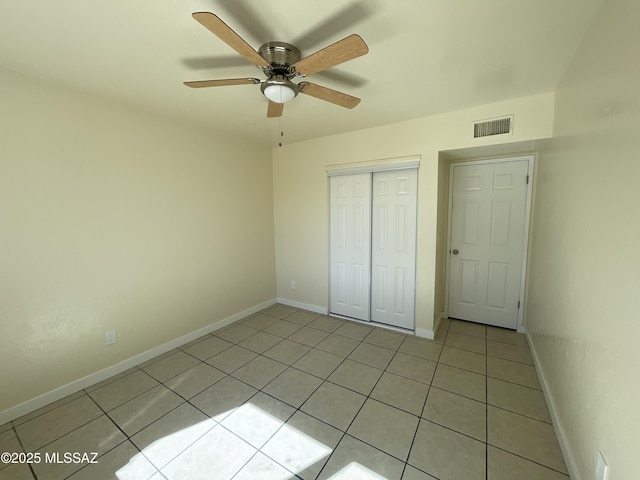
[273,92,555,336]
[525,0,640,478]
[433,153,452,329]
[0,69,275,413]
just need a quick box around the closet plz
[329,165,418,330]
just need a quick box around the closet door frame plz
[327,156,420,330]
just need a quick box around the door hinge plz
[526,174,529,184]
[517,300,521,309]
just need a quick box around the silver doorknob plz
[452,249,459,255]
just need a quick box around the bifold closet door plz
[329,173,371,321]
[370,169,418,329]
[330,169,417,329]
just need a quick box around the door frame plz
[444,155,535,331]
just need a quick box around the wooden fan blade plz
[267,101,284,118]
[215,2,275,42]
[293,34,368,77]
[299,82,361,109]
[192,12,269,68]
[183,78,260,88]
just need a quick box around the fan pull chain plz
[279,115,284,147]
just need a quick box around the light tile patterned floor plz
[0,305,569,479]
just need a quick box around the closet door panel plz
[329,174,371,321]
[370,169,417,329]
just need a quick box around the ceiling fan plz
[183,12,369,118]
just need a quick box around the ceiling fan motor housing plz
[258,42,301,74]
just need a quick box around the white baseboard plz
[0,298,277,425]
[276,297,328,315]
[431,312,447,339]
[523,327,581,480]
[415,328,435,340]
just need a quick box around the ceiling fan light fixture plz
[261,76,299,104]
[263,84,296,103]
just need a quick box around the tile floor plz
[0,304,569,480]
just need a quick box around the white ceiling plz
[0,0,604,147]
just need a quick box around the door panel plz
[487,261,509,308]
[460,260,479,305]
[448,160,529,329]
[330,174,371,321]
[463,201,480,244]
[371,169,417,329]
[490,200,512,246]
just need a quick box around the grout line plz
[487,403,554,426]
[484,373,543,392]
[486,324,489,480]
[402,359,434,478]
[489,445,571,477]
[11,390,89,428]
[11,425,38,480]
[86,374,162,414]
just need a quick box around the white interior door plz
[330,173,371,321]
[371,169,417,329]
[448,158,530,329]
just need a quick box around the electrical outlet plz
[596,451,609,480]
[105,329,117,346]
[290,280,296,289]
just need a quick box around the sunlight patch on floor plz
[327,461,389,479]
[115,402,333,479]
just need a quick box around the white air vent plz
[473,115,514,138]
